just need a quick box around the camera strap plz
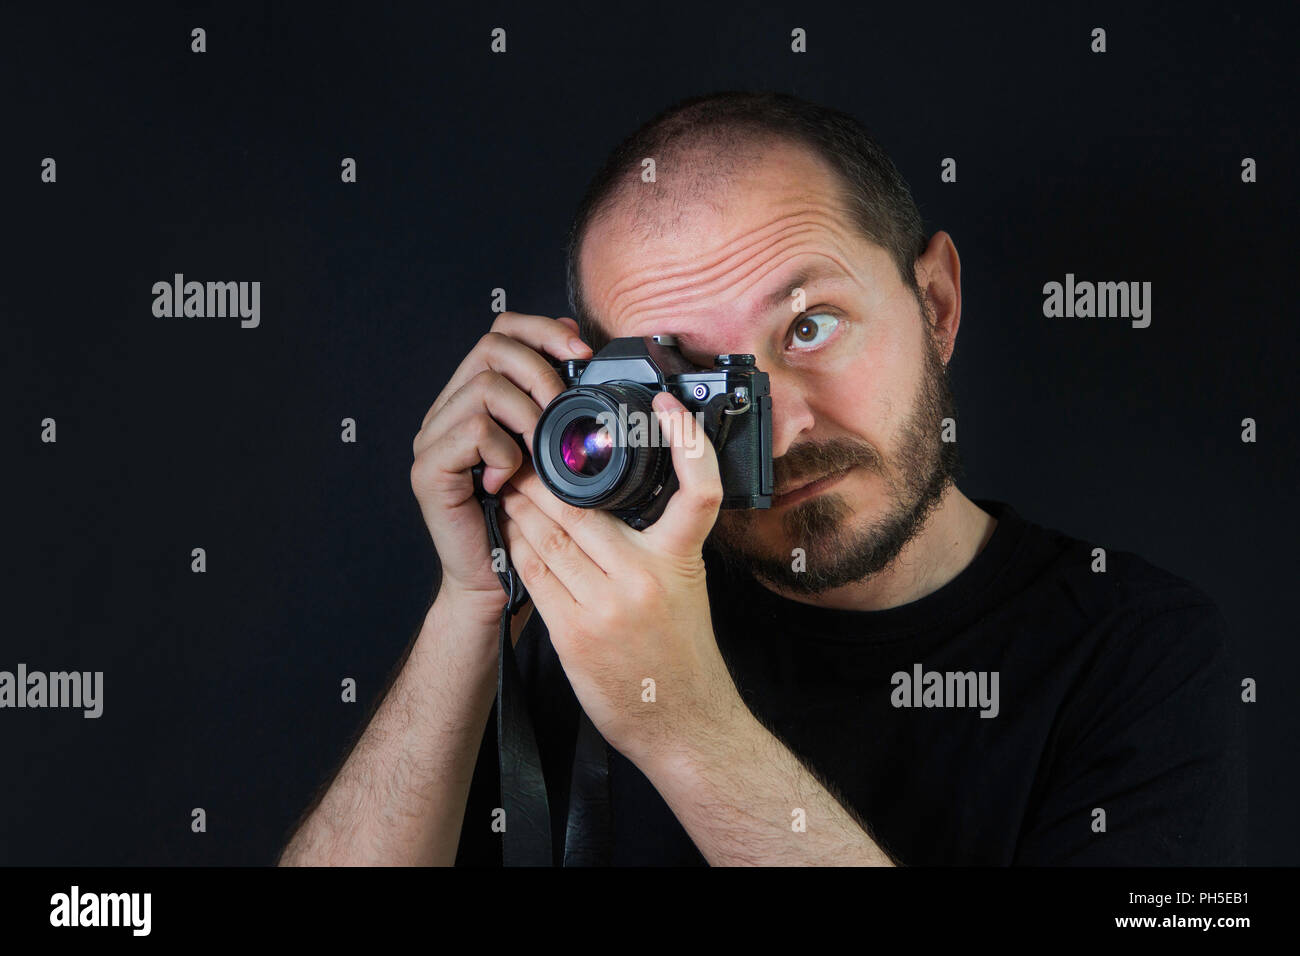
[470,390,744,865]
[476,475,613,866]
[477,485,552,866]
[563,707,613,865]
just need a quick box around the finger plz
[555,316,580,335]
[413,370,537,494]
[643,390,724,555]
[423,314,591,429]
[491,311,590,359]
[502,460,633,573]
[498,484,610,606]
[486,311,591,389]
[424,328,566,431]
[500,514,577,615]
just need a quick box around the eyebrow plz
[759,262,851,315]
[608,261,853,359]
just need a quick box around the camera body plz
[517,334,774,530]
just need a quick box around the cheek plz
[806,340,913,448]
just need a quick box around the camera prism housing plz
[532,334,774,530]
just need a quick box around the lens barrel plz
[533,383,669,512]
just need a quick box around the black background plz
[3,1,1295,865]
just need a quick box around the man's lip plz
[773,468,852,505]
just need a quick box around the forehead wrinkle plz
[600,205,859,334]
[602,199,851,302]
[615,260,860,356]
[756,259,856,315]
[600,208,808,316]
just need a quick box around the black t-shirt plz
[455,499,1248,866]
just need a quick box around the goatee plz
[705,326,964,595]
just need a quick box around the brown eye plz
[789,313,839,350]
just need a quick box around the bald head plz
[598,130,778,246]
[564,91,929,354]
[575,137,870,364]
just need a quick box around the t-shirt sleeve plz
[1013,600,1248,865]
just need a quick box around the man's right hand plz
[410,311,593,630]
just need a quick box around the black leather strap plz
[467,389,743,865]
[563,709,613,866]
[475,466,616,866]
[470,384,756,867]
[475,470,553,866]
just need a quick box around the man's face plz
[578,140,960,595]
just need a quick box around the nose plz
[765,369,816,460]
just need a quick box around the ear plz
[913,231,962,364]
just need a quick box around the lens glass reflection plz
[559,417,613,476]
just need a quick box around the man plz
[280,91,1246,866]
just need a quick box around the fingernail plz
[569,338,592,355]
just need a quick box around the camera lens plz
[559,417,614,476]
[533,383,670,513]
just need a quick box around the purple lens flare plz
[559,417,614,476]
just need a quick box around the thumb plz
[644,390,723,556]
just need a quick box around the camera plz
[479,334,773,531]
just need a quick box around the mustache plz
[774,438,879,489]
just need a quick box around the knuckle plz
[468,371,509,408]
[583,602,616,637]
[539,526,569,557]
[469,331,506,364]
[469,366,503,390]
[561,502,590,527]
[467,414,495,444]
[409,454,434,492]
[518,554,548,584]
[628,571,663,605]
[694,482,724,511]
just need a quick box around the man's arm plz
[283,311,589,865]
[278,593,528,866]
[641,691,899,866]
[644,598,1243,867]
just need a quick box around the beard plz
[705,320,964,596]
